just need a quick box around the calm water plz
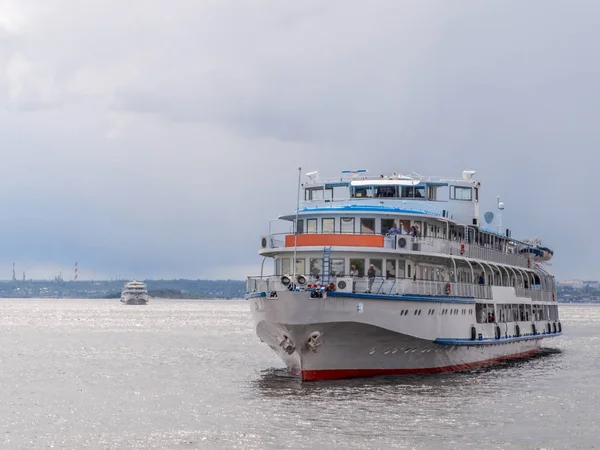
[0,299,596,449]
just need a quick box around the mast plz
[293,166,301,281]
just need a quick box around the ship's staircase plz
[321,246,332,285]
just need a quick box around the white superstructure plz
[121,280,149,305]
[246,169,561,381]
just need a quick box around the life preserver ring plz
[552,292,556,301]
[445,282,451,295]
[460,243,465,255]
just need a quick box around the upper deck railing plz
[246,276,556,302]
[261,231,538,270]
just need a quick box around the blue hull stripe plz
[245,292,266,299]
[435,332,563,346]
[326,291,474,304]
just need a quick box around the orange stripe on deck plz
[284,234,384,248]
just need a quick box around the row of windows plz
[305,185,474,202]
[399,308,474,316]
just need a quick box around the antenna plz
[305,171,319,182]
[497,196,505,234]
[293,167,301,283]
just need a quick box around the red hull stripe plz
[301,349,540,381]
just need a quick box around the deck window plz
[450,186,472,201]
[385,259,396,278]
[381,219,395,235]
[360,218,375,234]
[296,219,304,234]
[322,218,335,233]
[369,259,383,277]
[309,259,322,277]
[281,258,291,275]
[350,259,365,277]
[295,258,305,275]
[307,219,317,233]
[341,217,355,234]
[331,259,345,277]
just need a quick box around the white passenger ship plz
[121,280,149,305]
[246,169,562,381]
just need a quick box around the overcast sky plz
[0,0,598,281]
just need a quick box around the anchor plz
[279,335,296,355]
[306,331,323,353]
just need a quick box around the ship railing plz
[246,276,493,299]
[260,232,532,268]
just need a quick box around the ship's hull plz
[121,294,149,305]
[248,290,559,381]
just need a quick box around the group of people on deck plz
[386,222,420,237]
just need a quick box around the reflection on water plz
[253,347,564,399]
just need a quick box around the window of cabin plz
[350,258,365,277]
[305,187,324,201]
[427,186,438,200]
[353,187,374,198]
[331,259,345,277]
[376,186,396,198]
[397,259,406,278]
[360,218,375,234]
[276,259,281,275]
[324,188,333,201]
[450,186,472,201]
[281,258,291,275]
[322,218,335,233]
[309,258,322,277]
[341,217,355,234]
[295,258,305,275]
[296,219,304,234]
[386,259,396,278]
[381,219,395,235]
[401,186,425,198]
[370,259,383,276]
[307,218,317,233]
[400,220,411,234]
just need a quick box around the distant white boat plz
[121,280,149,305]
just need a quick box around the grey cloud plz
[0,0,598,280]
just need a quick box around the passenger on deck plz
[367,264,376,293]
[479,273,485,285]
[388,223,400,235]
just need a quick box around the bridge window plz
[401,186,425,198]
[307,219,317,233]
[296,219,304,234]
[341,217,355,234]
[360,218,375,234]
[450,186,472,201]
[305,187,332,201]
[376,186,396,198]
[322,218,335,233]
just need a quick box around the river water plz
[0,300,595,449]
